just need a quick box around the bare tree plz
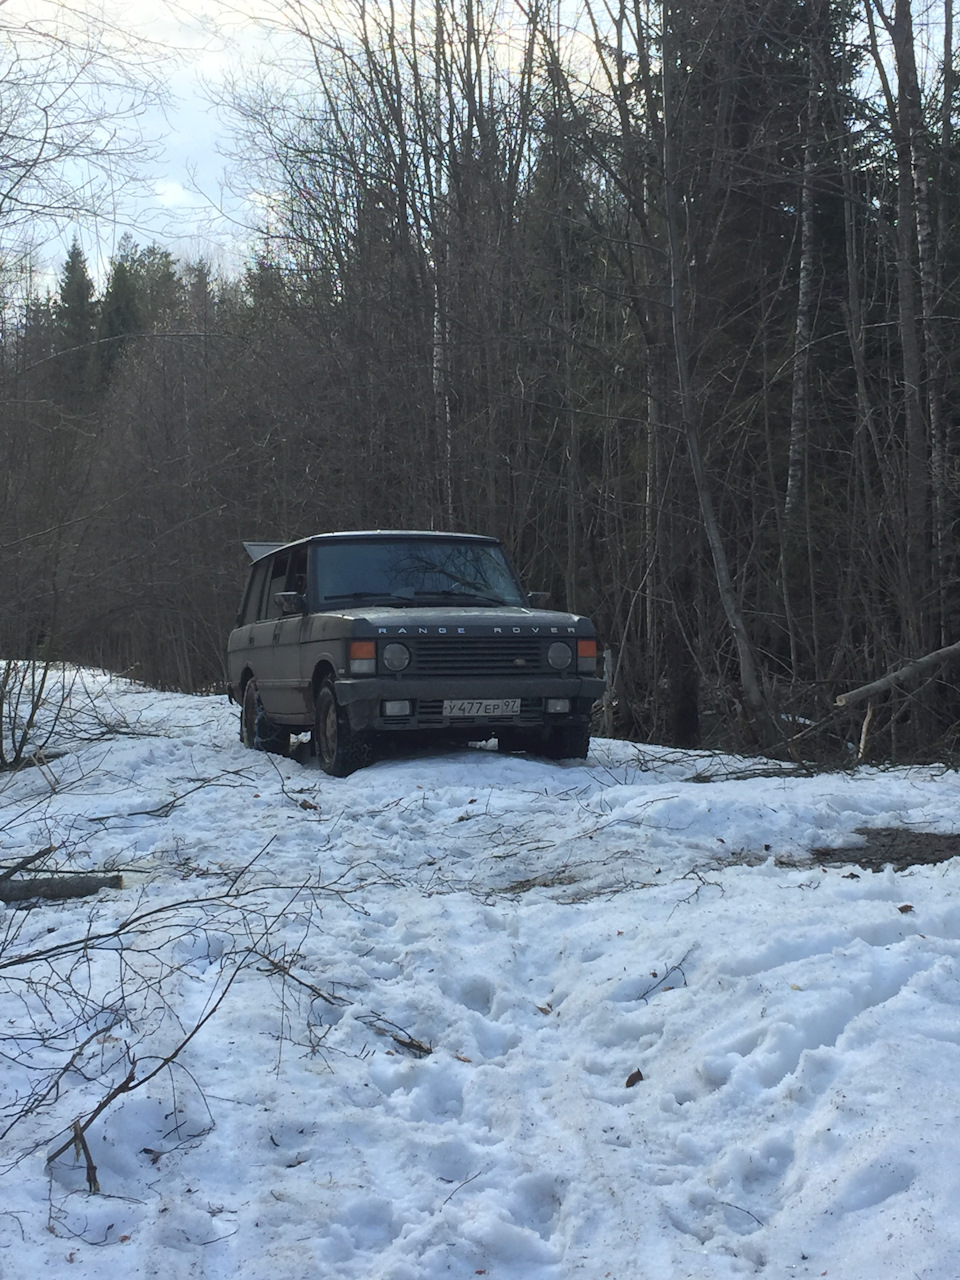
[0,1,168,260]
[0,2,170,749]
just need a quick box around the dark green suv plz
[226,531,605,775]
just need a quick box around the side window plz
[239,559,270,626]
[289,544,308,598]
[261,551,291,620]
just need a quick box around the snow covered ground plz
[1,672,959,1279]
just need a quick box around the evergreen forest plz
[3,0,960,762]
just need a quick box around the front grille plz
[411,636,542,676]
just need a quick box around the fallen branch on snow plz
[0,874,123,903]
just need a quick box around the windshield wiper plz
[322,589,520,608]
[412,590,516,606]
[322,591,416,607]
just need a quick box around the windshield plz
[312,538,527,607]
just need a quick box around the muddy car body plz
[226,531,605,774]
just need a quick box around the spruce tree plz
[54,237,98,408]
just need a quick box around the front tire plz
[314,677,371,776]
[241,680,290,756]
[542,723,590,760]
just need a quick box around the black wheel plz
[314,677,371,777]
[542,723,590,760]
[240,680,290,756]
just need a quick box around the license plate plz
[443,698,521,718]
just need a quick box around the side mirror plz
[528,591,552,609]
[276,591,308,615]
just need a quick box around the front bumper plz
[334,674,606,733]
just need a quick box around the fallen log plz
[835,637,960,708]
[0,874,123,903]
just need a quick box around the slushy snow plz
[1,672,958,1278]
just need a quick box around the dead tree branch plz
[0,874,122,903]
[836,637,960,707]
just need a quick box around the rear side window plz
[261,551,291,620]
[289,544,308,596]
[239,558,271,625]
[239,545,309,624]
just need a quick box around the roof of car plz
[243,531,498,561]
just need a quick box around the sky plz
[11,0,285,282]
[127,2,246,261]
[11,0,950,291]
[97,0,262,272]
[1,671,959,1277]
[15,0,587,283]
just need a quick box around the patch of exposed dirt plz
[813,828,960,873]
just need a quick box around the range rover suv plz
[226,531,605,775]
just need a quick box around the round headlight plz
[382,642,411,672]
[547,641,574,670]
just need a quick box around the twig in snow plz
[359,1012,432,1057]
[668,868,724,916]
[46,956,247,1167]
[717,1199,764,1227]
[256,952,349,1007]
[441,1168,484,1205]
[0,846,56,881]
[633,948,694,1002]
[70,1120,100,1194]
